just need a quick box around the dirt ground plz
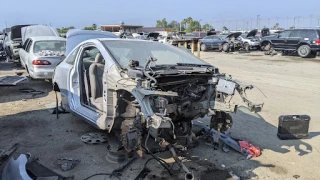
[0,51,320,180]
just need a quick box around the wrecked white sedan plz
[53,30,263,179]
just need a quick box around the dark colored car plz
[200,35,227,51]
[260,29,320,57]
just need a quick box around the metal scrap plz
[54,158,80,171]
[0,76,27,86]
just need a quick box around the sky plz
[1,0,320,31]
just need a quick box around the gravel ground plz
[0,51,319,180]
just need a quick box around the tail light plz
[32,60,51,65]
[316,39,320,45]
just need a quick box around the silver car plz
[19,36,66,79]
[238,29,260,50]
[52,30,263,179]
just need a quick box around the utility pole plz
[256,15,260,30]
[199,19,202,37]
[310,15,313,28]
[297,16,301,28]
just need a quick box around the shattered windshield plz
[102,40,209,68]
[34,40,66,54]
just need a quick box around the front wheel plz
[222,43,230,52]
[200,44,207,51]
[297,45,311,58]
[243,43,250,51]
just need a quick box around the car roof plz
[30,36,66,41]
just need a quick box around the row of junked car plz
[1,25,264,179]
[199,28,320,58]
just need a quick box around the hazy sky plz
[1,0,319,30]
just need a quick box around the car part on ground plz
[80,132,108,144]
[26,159,66,180]
[0,75,27,86]
[0,143,19,167]
[193,122,261,159]
[19,88,45,97]
[1,154,32,180]
[54,158,80,171]
[159,140,194,180]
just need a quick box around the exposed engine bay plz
[107,57,264,179]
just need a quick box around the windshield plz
[103,40,209,68]
[34,40,66,54]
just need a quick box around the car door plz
[286,30,301,50]
[212,36,222,49]
[272,30,291,49]
[24,40,33,70]
[67,43,105,127]
[19,39,30,66]
[202,36,213,47]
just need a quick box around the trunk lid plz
[10,25,33,41]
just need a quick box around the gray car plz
[238,29,260,50]
[19,36,66,79]
[52,30,263,179]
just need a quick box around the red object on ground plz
[238,140,261,158]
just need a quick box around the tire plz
[222,43,230,52]
[244,43,250,51]
[261,41,271,51]
[297,45,311,58]
[200,44,207,51]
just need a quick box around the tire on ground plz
[297,45,311,58]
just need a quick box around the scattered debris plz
[0,76,27,86]
[264,49,278,56]
[293,175,300,179]
[54,158,80,171]
[221,164,225,168]
[15,72,24,76]
[19,88,45,97]
[134,166,151,180]
[0,143,19,166]
[81,132,108,144]
[194,122,261,159]
[277,115,310,140]
[27,159,66,180]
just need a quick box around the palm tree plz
[92,24,97,30]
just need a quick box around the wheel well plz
[261,40,270,45]
[296,43,310,50]
[53,82,60,92]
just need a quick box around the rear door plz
[24,39,33,69]
[286,30,301,50]
[19,39,30,66]
[272,30,291,49]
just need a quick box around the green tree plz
[167,20,178,29]
[186,20,200,33]
[202,23,212,31]
[57,26,75,34]
[84,27,94,30]
[222,26,229,31]
[92,23,97,30]
[156,18,168,28]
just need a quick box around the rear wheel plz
[261,41,271,51]
[222,43,230,52]
[297,45,311,58]
[200,44,207,51]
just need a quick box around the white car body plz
[19,36,66,79]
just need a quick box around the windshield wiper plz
[176,63,212,67]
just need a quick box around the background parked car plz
[260,29,320,57]
[21,25,59,45]
[19,36,66,79]
[220,32,243,52]
[238,29,260,50]
[3,32,13,59]
[200,35,227,51]
[4,24,32,60]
